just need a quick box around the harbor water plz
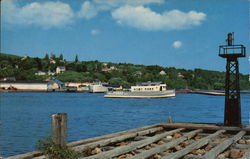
[0,92,249,157]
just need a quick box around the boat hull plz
[104,90,175,98]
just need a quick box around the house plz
[50,59,56,64]
[110,66,116,70]
[177,72,184,78]
[35,71,46,76]
[21,56,28,61]
[159,70,166,75]
[134,71,142,76]
[101,63,116,72]
[48,70,55,76]
[0,77,16,82]
[56,66,66,74]
[101,67,110,72]
[47,79,64,90]
[0,80,47,91]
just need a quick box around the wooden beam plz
[129,129,202,159]
[183,154,202,159]
[242,148,250,159]
[161,130,225,159]
[203,131,246,159]
[7,124,163,159]
[73,126,164,152]
[161,123,250,132]
[5,152,43,159]
[234,144,250,149]
[80,128,184,159]
[68,123,163,147]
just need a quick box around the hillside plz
[1,53,249,90]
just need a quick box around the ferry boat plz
[104,82,175,98]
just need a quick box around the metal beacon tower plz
[219,33,246,126]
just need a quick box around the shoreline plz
[1,89,250,94]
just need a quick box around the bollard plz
[51,113,67,145]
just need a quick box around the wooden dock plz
[7,122,250,159]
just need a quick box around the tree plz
[75,55,78,63]
[44,54,49,60]
[50,53,56,60]
[59,54,64,61]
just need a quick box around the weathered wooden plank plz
[129,129,202,159]
[7,124,163,159]
[73,126,164,152]
[32,156,45,159]
[68,123,163,147]
[161,123,250,131]
[5,151,43,159]
[242,148,250,159]
[234,144,250,149]
[161,130,226,159]
[183,154,202,159]
[80,128,184,159]
[203,131,246,159]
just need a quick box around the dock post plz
[51,113,67,145]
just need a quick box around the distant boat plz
[104,82,175,98]
[89,82,108,93]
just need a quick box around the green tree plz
[59,54,64,61]
[75,55,79,63]
[44,54,49,60]
[50,53,56,60]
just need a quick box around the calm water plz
[0,92,249,157]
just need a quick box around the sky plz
[1,0,250,74]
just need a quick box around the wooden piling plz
[51,113,67,145]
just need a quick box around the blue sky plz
[1,0,249,74]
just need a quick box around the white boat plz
[104,82,175,98]
[89,82,108,93]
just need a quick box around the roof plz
[57,66,66,69]
[0,80,47,84]
[136,81,162,86]
[49,79,64,85]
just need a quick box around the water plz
[0,92,249,157]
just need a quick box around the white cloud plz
[111,5,206,31]
[77,1,98,19]
[91,29,100,35]
[93,0,164,7]
[172,41,182,48]
[2,0,74,29]
[77,0,164,19]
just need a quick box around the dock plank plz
[130,129,202,159]
[80,128,184,159]
[203,131,246,159]
[161,130,225,159]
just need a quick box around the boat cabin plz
[131,82,167,92]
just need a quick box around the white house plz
[159,70,166,75]
[56,66,66,74]
[0,81,47,91]
[35,71,46,76]
[177,72,184,78]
